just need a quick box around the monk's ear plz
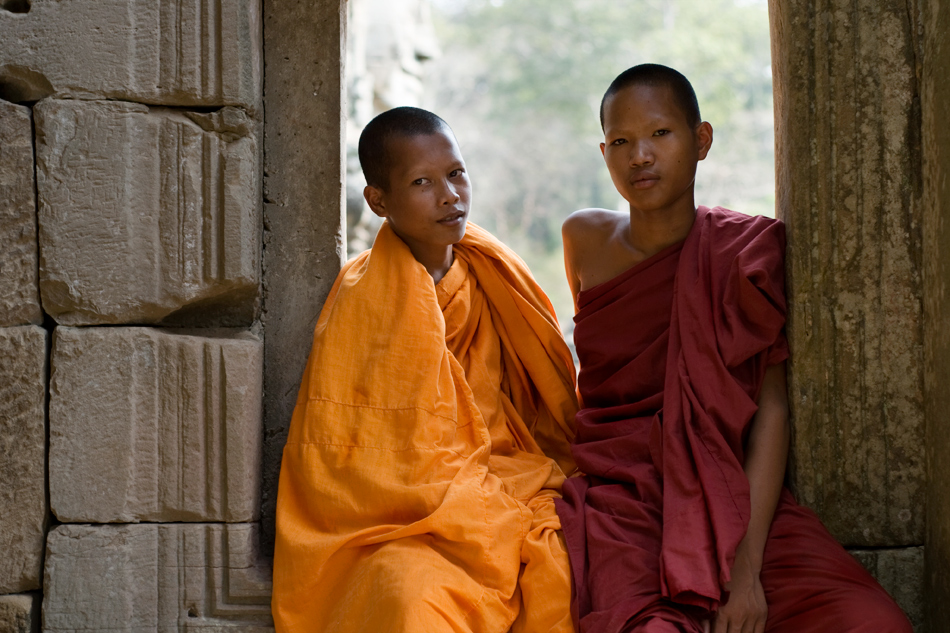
[695,122,713,160]
[364,185,388,218]
[599,142,606,158]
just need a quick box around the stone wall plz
[0,1,274,630]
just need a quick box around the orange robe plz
[272,221,578,633]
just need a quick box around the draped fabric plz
[272,221,578,633]
[555,206,911,633]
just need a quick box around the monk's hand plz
[713,550,767,633]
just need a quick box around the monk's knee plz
[770,591,912,633]
[840,586,912,633]
[862,599,913,633]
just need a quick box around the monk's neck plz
[627,205,697,260]
[410,244,454,285]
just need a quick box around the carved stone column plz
[769,0,925,627]
[921,0,950,628]
[261,0,347,551]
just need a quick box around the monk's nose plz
[629,142,654,167]
[440,181,461,205]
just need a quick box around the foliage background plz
[420,0,774,330]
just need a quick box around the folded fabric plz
[273,221,578,633]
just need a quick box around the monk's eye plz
[654,129,670,137]
[412,178,428,186]
[450,169,466,178]
[610,138,626,146]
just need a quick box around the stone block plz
[0,0,260,112]
[0,100,41,326]
[0,594,40,633]
[771,0,925,546]
[36,99,261,326]
[43,523,274,631]
[49,326,262,523]
[0,326,47,594]
[851,547,925,632]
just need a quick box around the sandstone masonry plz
[35,100,261,326]
[0,0,261,112]
[49,327,263,523]
[0,100,42,327]
[0,594,40,633]
[43,523,273,631]
[0,326,47,595]
[852,547,925,631]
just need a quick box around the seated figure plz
[556,63,913,633]
[272,106,578,633]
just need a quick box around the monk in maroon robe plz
[557,64,912,633]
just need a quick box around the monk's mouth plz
[438,211,467,225]
[632,176,659,189]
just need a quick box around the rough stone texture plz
[922,0,950,628]
[770,0,925,546]
[261,0,346,553]
[36,99,261,326]
[0,101,41,327]
[0,326,47,594]
[851,547,925,632]
[49,327,262,523]
[0,0,261,112]
[0,594,40,633]
[43,523,273,631]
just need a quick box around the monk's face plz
[365,130,472,259]
[600,84,712,217]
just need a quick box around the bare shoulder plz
[562,208,627,245]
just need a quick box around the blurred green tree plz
[423,0,773,326]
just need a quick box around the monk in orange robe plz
[556,64,912,633]
[272,107,578,633]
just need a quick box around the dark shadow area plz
[0,0,30,13]
[0,65,53,103]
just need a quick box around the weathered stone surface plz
[851,547,925,632]
[923,0,950,627]
[0,594,40,633]
[261,0,345,552]
[49,327,262,523]
[770,0,925,546]
[0,100,41,326]
[0,326,47,594]
[0,0,261,112]
[36,99,261,326]
[43,523,273,631]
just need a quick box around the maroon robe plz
[555,206,911,633]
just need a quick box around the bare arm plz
[561,220,583,313]
[714,362,789,633]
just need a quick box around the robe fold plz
[555,206,911,633]
[272,221,578,633]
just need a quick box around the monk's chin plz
[442,219,468,244]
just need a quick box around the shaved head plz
[600,64,701,130]
[358,107,454,190]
